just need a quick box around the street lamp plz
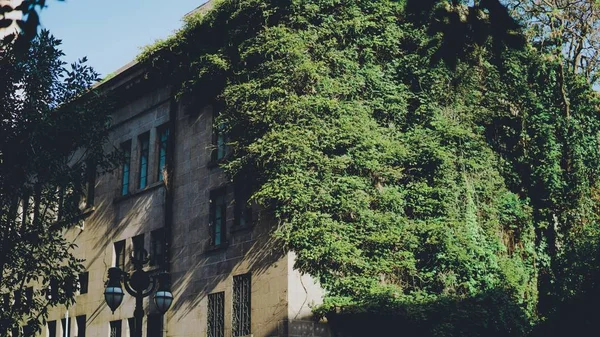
[104,248,173,337]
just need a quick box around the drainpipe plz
[65,310,69,337]
[163,93,177,278]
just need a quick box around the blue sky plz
[39,0,209,78]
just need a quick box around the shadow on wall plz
[78,189,159,324]
[168,211,287,320]
[325,288,531,337]
[86,188,160,270]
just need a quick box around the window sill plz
[146,263,165,273]
[231,223,255,233]
[207,159,224,169]
[113,180,165,204]
[205,242,228,253]
[80,206,96,219]
[208,154,231,169]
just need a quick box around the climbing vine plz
[140,1,600,335]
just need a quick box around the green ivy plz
[139,1,600,335]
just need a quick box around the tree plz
[0,30,112,335]
[1,1,64,45]
[508,0,600,84]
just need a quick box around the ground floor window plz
[232,274,251,336]
[208,292,224,337]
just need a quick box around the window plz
[121,141,132,196]
[114,240,125,270]
[24,287,33,307]
[85,160,96,208]
[75,316,86,337]
[61,318,70,337]
[48,278,58,300]
[208,292,224,337]
[132,234,145,256]
[146,314,163,337]
[157,126,169,181]
[209,189,227,246]
[234,184,253,227]
[212,114,228,162]
[23,320,34,336]
[2,293,9,310]
[109,320,122,337]
[78,272,89,294]
[232,274,251,337]
[48,321,57,337]
[138,133,150,189]
[150,229,165,266]
[13,289,21,308]
[127,318,135,337]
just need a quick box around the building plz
[0,0,23,39]
[42,2,331,337]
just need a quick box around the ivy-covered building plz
[42,2,330,337]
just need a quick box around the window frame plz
[208,292,225,337]
[114,240,126,270]
[48,321,57,337]
[131,234,145,266]
[127,318,135,337]
[138,132,150,189]
[232,273,251,337]
[209,188,227,247]
[78,272,89,295]
[157,125,170,181]
[211,113,229,163]
[234,183,254,228]
[150,228,165,267]
[146,314,163,337]
[109,320,122,337]
[76,315,86,337]
[85,159,96,208]
[120,140,132,196]
[24,287,33,307]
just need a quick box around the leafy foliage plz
[140,0,600,335]
[0,30,113,335]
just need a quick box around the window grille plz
[207,292,224,337]
[233,274,251,337]
[109,320,122,337]
[157,126,169,181]
[138,133,150,189]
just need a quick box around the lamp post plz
[104,249,174,337]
